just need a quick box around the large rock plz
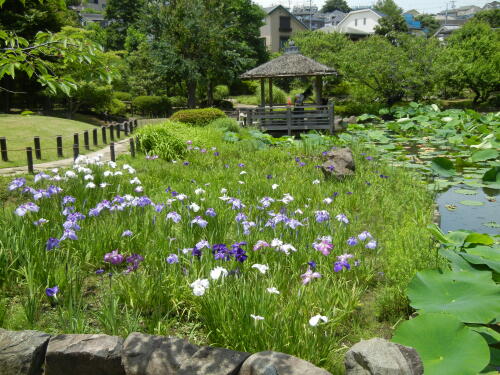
[122,332,249,375]
[0,329,51,375]
[238,351,332,375]
[322,147,355,180]
[178,345,250,375]
[345,338,423,375]
[45,334,125,375]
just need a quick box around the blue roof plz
[404,14,422,29]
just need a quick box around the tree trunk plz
[207,81,214,107]
[471,88,481,105]
[187,80,197,108]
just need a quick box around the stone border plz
[0,329,423,375]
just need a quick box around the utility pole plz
[309,0,312,30]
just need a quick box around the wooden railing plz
[238,104,335,135]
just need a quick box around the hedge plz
[170,108,226,127]
[132,96,171,117]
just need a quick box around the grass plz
[0,114,100,168]
[0,121,437,373]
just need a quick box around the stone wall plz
[0,329,423,375]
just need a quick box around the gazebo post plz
[314,75,322,105]
[269,78,273,107]
[260,79,266,107]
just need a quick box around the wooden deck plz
[237,104,335,135]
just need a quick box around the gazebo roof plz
[240,43,337,79]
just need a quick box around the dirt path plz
[0,138,131,176]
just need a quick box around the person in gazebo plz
[293,86,312,115]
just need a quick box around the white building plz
[333,9,384,38]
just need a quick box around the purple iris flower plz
[238,163,245,167]
[335,214,349,224]
[125,254,144,272]
[347,237,358,246]
[358,231,372,241]
[45,286,59,297]
[298,162,306,167]
[285,218,303,229]
[34,218,48,226]
[136,196,152,207]
[308,260,317,270]
[166,211,181,223]
[212,244,231,261]
[242,221,256,235]
[183,161,190,166]
[166,254,179,264]
[154,204,165,213]
[191,216,208,228]
[266,174,273,179]
[366,240,377,249]
[315,210,330,223]
[379,174,389,179]
[15,202,40,216]
[8,178,26,191]
[47,185,62,195]
[46,237,60,251]
[62,195,76,205]
[205,208,216,217]
[228,198,245,210]
[113,195,125,204]
[122,230,133,237]
[62,206,75,216]
[60,229,78,241]
[191,247,202,257]
[235,212,247,223]
[366,156,373,161]
[95,269,105,275]
[334,261,351,272]
[214,152,220,156]
[104,250,124,264]
[230,243,248,262]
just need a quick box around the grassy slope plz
[0,115,98,168]
[0,122,438,373]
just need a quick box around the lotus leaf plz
[471,149,499,162]
[407,270,500,323]
[464,233,494,246]
[454,189,477,195]
[483,167,500,182]
[431,157,456,177]
[459,200,484,206]
[392,313,490,375]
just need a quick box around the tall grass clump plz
[255,83,287,104]
[135,123,186,160]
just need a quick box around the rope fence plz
[0,118,168,173]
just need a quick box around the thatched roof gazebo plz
[240,42,337,107]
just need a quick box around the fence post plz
[0,137,8,161]
[329,103,335,134]
[134,119,138,132]
[286,108,292,136]
[56,136,63,157]
[247,110,253,128]
[34,136,42,160]
[83,130,90,150]
[109,125,115,142]
[93,128,98,147]
[116,124,121,139]
[73,143,79,161]
[102,126,107,144]
[26,147,34,173]
[73,133,79,148]
[124,121,129,136]
[110,142,116,162]
[129,138,135,157]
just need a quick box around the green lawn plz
[0,115,100,168]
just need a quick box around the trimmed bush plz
[170,108,226,126]
[76,84,113,114]
[214,85,230,101]
[108,98,127,116]
[132,96,171,117]
[113,91,133,102]
[135,122,186,160]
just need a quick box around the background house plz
[260,5,307,53]
[333,9,384,39]
[292,5,325,30]
[323,10,347,27]
[483,1,500,9]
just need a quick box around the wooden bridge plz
[237,104,335,135]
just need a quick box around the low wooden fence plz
[237,104,335,135]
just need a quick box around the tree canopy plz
[321,0,350,13]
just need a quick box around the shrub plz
[214,85,230,101]
[113,91,133,102]
[209,117,241,133]
[76,84,113,114]
[170,108,226,126]
[107,98,127,116]
[170,96,187,108]
[134,123,186,160]
[214,99,234,110]
[132,96,171,117]
[255,83,287,105]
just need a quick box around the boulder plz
[178,345,250,375]
[238,351,332,375]
[343,116,357,124]
[322,147,355,180]
[0,329,51,375]
[344,338,423,375]
[45,334,125,375]
[122,332,199,375]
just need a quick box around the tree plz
[472,9,500,28]
[415,14,441,36]
[321,0,350,13]
[373,0,402,17]
[373,0,408,37]
[105,0,145,50]
[442,20,500,104]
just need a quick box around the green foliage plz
[430,157,456,177]
[170,108,226,127]
[105,0,145,50]
[415,14,441,36]
[254,83,287,105]
[132,96,171,117]
[374,14,409,36]
[135,122,186,160]
[208,117,241,133]
[113,91,133,102]
[108,98,127,116]
[373,0,402,17]
[213,85,230,101]
[169,96,187,108]
[442,20,500,104]
[473,9,500,28]
[393,313,490,375]
[74,84,113,114]
[321,0,350,13]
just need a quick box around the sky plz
[253,0,491,14]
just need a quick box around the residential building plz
[68,0,107,26]
[292,6,325,30]
[404,9,420,17]
[483,1,500,9]
[403,13,426,36]
[433,24,461,41]
[437,5,481,19]
[83,0,106,12]
[323,10,347,27]
[333,8,384,38]
[260,5,308,53]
